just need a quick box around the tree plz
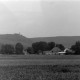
[27,47,34,54]
[32,41,48,54]
[15,43,24,54]
[56,44,65,51]
[32,42,39,54]
[1,44,14,54]
[71,41,80,55]
[38,41,48,52]
[47,42,55,50]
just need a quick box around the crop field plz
[0,55,80,80]
[0,65,80,80]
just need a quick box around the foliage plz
[56,44,65,51]
[31,41,66,54]
[65,51,73,55]
[71,41,80,55]
[1,44,14,54]
[32,41,48,54]
[27,47,34,54]
[47,42,55,50]
[15,43,24,54]
[0,65,79,80]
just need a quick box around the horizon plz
[0,33,80,38]
[0,0,80,38]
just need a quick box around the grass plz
[1,55,80,66]
[0,55,80,79]
[1,55,80,59]
[0,65,80,80]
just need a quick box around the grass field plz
[0,65,80,80]
[0,55,80,65]
[0,55,80,80]
[1,55,80,59]
[0,55,80,60]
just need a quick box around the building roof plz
[51,47,61,52]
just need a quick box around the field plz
[0,55,80,65]
[0,65,80,80]
[0,55,80,80]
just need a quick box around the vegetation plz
[56,44,65,51]
[28,41,64,54]
[1,44,14,54]
[15,43,24,55]
[47,42,55,50]
[28,41,80,55]
[71,41,80,55]
[1,40,80,55]
[26,47,34,54]
[32,41,48,54]
[0,65,79,80]
[0,43,24,55]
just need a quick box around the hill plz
[0,34,32,48]
[30,36,80,48]
[0,34,80,48]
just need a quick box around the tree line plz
[27,41,65,54]
[27,41,80,55]
[0,43,24,55]
[0,41,80,55]
[70,41,80,55]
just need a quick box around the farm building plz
[58,48,75,55]
[58,52,66,55]
[57,48,69,55]
[50,47,61,55]
[43,47,74,55]
[43,47,62,55]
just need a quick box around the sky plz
[0,0,80,38]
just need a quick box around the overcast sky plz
[0,0,80,38]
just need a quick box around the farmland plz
[0,55,80,66]
[0,65,80,80]
[0,55,80,80]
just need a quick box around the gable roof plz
[51,47,61,52]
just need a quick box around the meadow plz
[0,65,80,80]
[0,55,80,80]
[0,55,80,65]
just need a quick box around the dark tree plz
[71,41,80,55]
[32,42,39,54]
[27,47,34,54]
[38,41,48,53]
[15,43,24,54]
[56,44,65,51]
[1,44,14,54]
[47,42,55,50]
[32,41,48,54]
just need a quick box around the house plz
[44,47,62,55]
[57,48,68,55]
[58,51,66,55]
[43,47,75,55]
[50,47,61,55]
[64,48,75,55]
[58,48,75,55]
